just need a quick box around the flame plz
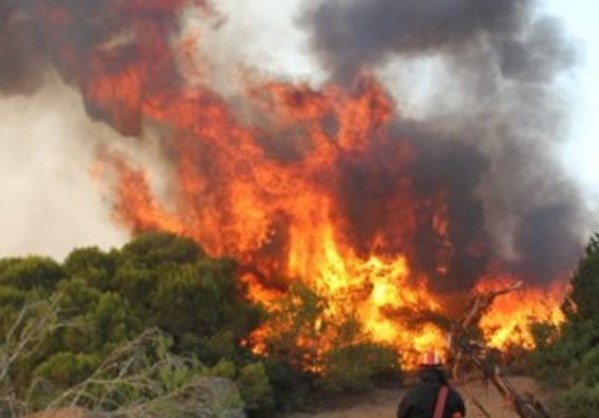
[98,71,453,368]
[32,1,568,371]
[476,278,566,349]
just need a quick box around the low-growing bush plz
[555,382,599,418]
[317,343,400,391]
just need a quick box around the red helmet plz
[419,351,444,368]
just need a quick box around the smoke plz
[0,0,193,136]
[0,78,127,260]
[303,0,588,283]
[304,0,573,79]
[0,0,159,259]
[0,0,45,94]
[0,0,590,287]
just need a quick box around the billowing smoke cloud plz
[305,0,573,79]
[0,0,147,259]
[304,0,587,284]
[0,0,590,289]
[0,0,198,135]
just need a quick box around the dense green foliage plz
[532,233,599,418]
[0,232,400,417]
[0,233,267,415]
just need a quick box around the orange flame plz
[96,72,457,368]
[37,2,568,371]
[476,278,566,349]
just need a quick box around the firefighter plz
[397,351,466,418]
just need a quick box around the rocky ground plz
[285,376,552,418]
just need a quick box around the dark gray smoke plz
[304,0,587,284]
[305,0,573,79]
[0,0,184,135]
[0,0,45,94]
[0,0,101,95]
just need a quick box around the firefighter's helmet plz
[419,351,444,368]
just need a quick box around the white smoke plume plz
[0,76,127,259]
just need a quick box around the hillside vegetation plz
[0,232,398,417]
[1,231,598,418]
[531,233,599,418]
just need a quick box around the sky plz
[0,0,597,261]
[543,0,599,200]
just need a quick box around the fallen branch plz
[449,281,553,418]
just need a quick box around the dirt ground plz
[285,376,551,418]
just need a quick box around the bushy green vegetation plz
[532,233,599,418]
[0,232,400,417]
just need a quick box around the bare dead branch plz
[0,299,66,418]
[449,281,553,418]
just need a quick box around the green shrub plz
[556,382,599,418]
[204,359,236,380]
[0,257,65,292]
[317,343,400,391]
[574,346,599,386]
[63,247,119,291]
[236,362,274,412]
[34,352,101,387]
[262,357,313,413]
[531,233,599,418]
